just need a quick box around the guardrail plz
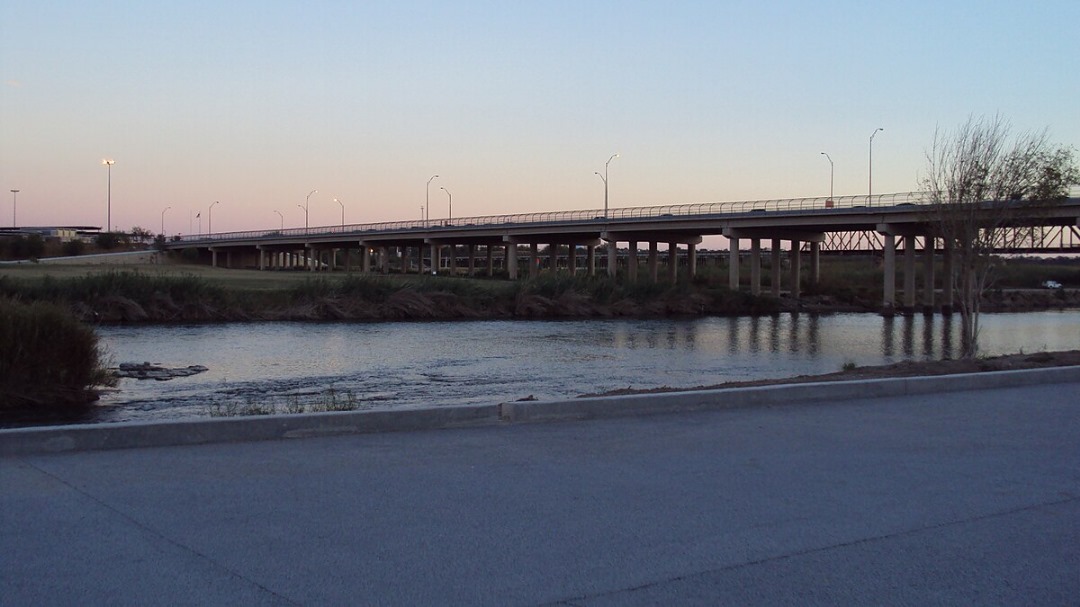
[172,191,931,246]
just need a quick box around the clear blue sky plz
[2,0,1078,234]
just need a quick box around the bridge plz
[167,192,1080,313]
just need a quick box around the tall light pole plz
[299,189,317,230]
[440,186,452,222]
[161,206,171,235]
[869,128,883,205]
[594,153,619,219]
[274,210,283,230]
[820,152,834,202]
[208,200,219,234]
[102,159,115,232]
[333,197,344,226]
[426,175,439,222]
[9,189,18,227]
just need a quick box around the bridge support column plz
[668,243,678,284]
[923,237,935,313]
[487,246,495,277]
[606,240,617,278]
[568,245,578,274]
[210,249,218,268]
[688,243,697,279]
[728,237,740,290]
[529,243,539,278]
[259,249,267,270]
[548,244,558,273]
[810,242,820,287]
[468,245,476,276]
[449,245,458,276]
[750,239,761,295]
[942,241,954,314]
[430,243,440,274]
[587,245,596,276]
[883,233,896,312]
[771,239,782,296]
[790,241,802,299]
[627,241,638,283]
[507,244,518,279]
[903,236,916,311]
[360,244,371,273]
[648,242,658,282]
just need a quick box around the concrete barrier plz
[2,366,1078,456]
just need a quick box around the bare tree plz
[922,115,1079,358]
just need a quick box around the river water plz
[85,310,1080,424]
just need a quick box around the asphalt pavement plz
[3,379,1078,606]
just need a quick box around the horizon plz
[3,1,1078,235]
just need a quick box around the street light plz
[161,206,171,235]
[300,189,317,230]
[820,152,834,204]
[9,189,18,227]
[208,200,219,234]
[426,175,439,222]
[869,128,883,205]
[333,197,344,226]
[594,153,619,218]
[102,159,115,232]
[274,210,283,230]
[440,186,452,221]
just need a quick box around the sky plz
[2,0,1078,235]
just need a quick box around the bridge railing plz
[169,191,934,245]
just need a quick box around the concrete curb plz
[2,366,1078,456]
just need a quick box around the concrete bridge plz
[167,192,1080,313]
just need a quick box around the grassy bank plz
[0,298,115,410]
[0,266,783,323]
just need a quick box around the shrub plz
[0,298,114,409]
[62,239,86,257]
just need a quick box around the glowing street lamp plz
[299,189,317,230]
[594,153,619,219]
[334,197,344,226]
[102,159,115,231]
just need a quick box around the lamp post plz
[102,159,115,232]
[594,153,619,218]
[440,186,452,222]
[9,189,18,227]
[208,200,219,234]
[333,197,344,226]
[161,206,171,235]
[426,175,439,222]
[274,210,283,230]
[869,128,883,205]
[299,189,317,230]
[820,152,834,203]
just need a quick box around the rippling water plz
[84,310,1080,424]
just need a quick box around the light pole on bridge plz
[9,189,18,227]
[161,206,170,235]
[426,175,439,222]
[274,210,284,230]
[334,197,344,226]
[441,186,452,222]
[869,128,883,205]
[594,153,619,219]
[820,152,834,205]
[208,200,219,234]
[299,189,317,231]
[102,158,115,232]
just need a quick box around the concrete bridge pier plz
[903,236,917,311]
[771,239,782,296]
[606,240,617,278]
[648,242,658,282]
[568,245,578,274]
[467,245,476,276]
[667,243,678,284]
[487,246,495,277]
[750,239,762,295]
[627,241,638,283]
[548,244,557,274]
[503,238,520,279]
[728,237,740,290]
[790,241,802,299]
[529,244,539,278]
[587,245,596,277]
[922,237,936,314]
[941,242,955,314]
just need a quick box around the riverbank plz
[2,262,1078,323]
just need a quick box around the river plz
[83,310,1080,424]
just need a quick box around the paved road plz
[3,382,1078,606]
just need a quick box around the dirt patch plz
[579,350,1080,398]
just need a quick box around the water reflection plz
[91,310,1080,424]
